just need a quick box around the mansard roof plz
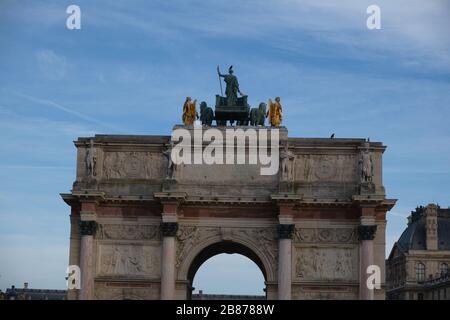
[397,206,450,252]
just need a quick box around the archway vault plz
[182,238,271,299]
[177,232,277,289]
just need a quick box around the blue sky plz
[0,0,449,294]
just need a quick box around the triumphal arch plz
[62,124,396,300]
[61,66,395,300]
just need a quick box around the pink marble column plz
[358,224,377,300]
[277,224,294,300]
[160,222,178,300]
[78,220,97,300]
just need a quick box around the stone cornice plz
[352,195,397,211]
[75,135,170,147]
[72,190,105,201]
[60,191,105,206]
[154,191,187,203]
[271,194,303,204]
[61,191,396,212]
[185,197,273,206]
[60,193,78,206]
[296,199,353,208]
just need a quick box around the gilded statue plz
[182,97,198,126]
[267,97,283,127]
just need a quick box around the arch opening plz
[187,241,267,300]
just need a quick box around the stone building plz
[61,126,396,300]
[192,290,265,300]
[386,204,450,300]
[3,283,67,300]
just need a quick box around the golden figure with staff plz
[182,97,198,126]
[267,97,283,127]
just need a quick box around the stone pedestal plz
[160,222,178,300]
[277,224,295,300]
[78,220,97,300]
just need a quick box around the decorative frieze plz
[294,228,357,244]
[102,151,165,179]
[96,224,160,240]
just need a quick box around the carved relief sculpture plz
[86,139,97,178]
[280,146,295,182]
[102,151,164,179]
[295,248,356,281]
[359,143,373,183]
[163,142,177,180]
[98,245,160,277]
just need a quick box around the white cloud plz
[36,49,69,80]
[10,90,120,131]
[116,65,146,84]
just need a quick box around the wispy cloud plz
[36,49,69,80]
[87,0,450,72]
[10,90,120,131]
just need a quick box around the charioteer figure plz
[215,65,249,125]
[217,65,243,106]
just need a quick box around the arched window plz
[416,262,426,282]
[440,263,449,276]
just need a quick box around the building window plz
[418,293,424,300]
[440,263,449,276]
[416,262,426,282]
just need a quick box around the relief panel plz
[294,154,358,182]
[97,244,161,278]
[102,151,165,179]
[294,246,358,281]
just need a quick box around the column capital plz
[358,225,377,241]
[161,222,178,237]
[79,220,97,236]
[277,224,295,239]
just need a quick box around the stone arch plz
[177,234,277,298]
[111,294,144,300]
